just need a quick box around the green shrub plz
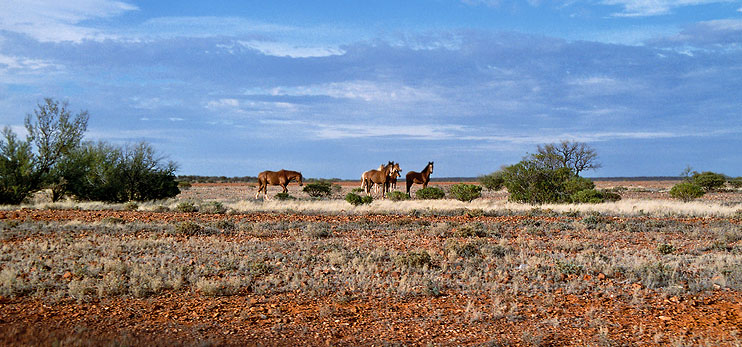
[174,221,203,236]
[692,171,727,191]
[479,171,505,191]
[175,201,198,212]
[59,141,179,202]
[453,223,487,237]
[387,191,409,201]
[415,187,445,199]
[303,181,333,198]
[345,192,373,206]
[669,182,705,202]
[274,192,295,200]
[351,187,365,193]
[395,250,431,268]
[727,177,742,189]
[0,128,36,204]
[599,189,622,202]
[501,160,572,204]
[449,183,482,202]
[177,181,192,190]
[657,243,676,255]
[200,201,226,214]
[564,176,595,196]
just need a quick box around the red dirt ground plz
[1,207,741,346]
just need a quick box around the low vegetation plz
[415,187,445,200]
[449,183,482,202]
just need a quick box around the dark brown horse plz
[255,169,303,199]
[406,161,434,196]
[363,161,400,198]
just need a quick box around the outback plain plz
[1,180,741,346]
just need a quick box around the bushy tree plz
[691,171,727,192]
[2,99,179,204]
[501,160,572,204]
[728,177,742,189]
[0,99,88,204]
[55,141,179,202]
[479,171,504,191]
[0,128,35,204]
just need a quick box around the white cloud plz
[313,124,463,140]
[252,81,439,104]
[0,0,137,42]
[237,41,344,58]
[602,0,733,17]
[0,54,59,71]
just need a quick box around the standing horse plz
[361,164,385,193]
[389,170,401,190]
[363,162,400,198]
[406,162,434,197]
[255,169,303,199]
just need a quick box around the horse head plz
[297,172,304,186]
[428,161,434,174]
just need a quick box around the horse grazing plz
[363,161,400,198]
[255,169,303,199]
[406,161,434,197]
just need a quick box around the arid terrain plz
[1,180,741,346]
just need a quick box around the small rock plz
[62,271,72,279]
[659,316,672,321]
[597,273,606,281]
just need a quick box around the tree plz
[532,140,601,176]
[58,141,179,202]
[500,159,573,204]
[0,128,35,204]
[479,171,505,191]
[25,98,88,180]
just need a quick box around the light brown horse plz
[406,161,434,197]
[255,169,303,199]
[363,161,400,198]
[360,164,385,193]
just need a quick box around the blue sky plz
[1,0,741,178]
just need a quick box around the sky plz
[1,0,741,179]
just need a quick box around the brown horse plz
[360,164,385,193]
[389,170,401,190]
[363,161,400,198]
[406,161,434,197]
[255,169,303,199]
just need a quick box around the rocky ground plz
[1,181,741,346]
